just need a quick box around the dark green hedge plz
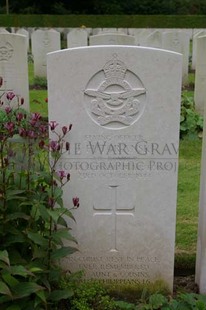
[1,14,206,28]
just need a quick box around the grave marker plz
[0,33,29,110]
[67,28,88,48]
[47,46,182,291]
[89,33,135,45]
[194,35,206,115]
[31,29,60,77]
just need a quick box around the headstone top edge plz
[47,45,183,58]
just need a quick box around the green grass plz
[175,138,202,269]
[30,89,48,117]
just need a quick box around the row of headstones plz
[1,27,206,85]
[1,29,206,114]
[2,31,206,293]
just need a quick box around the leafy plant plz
[65,281,118,310]
[180,93,203,139]
[0,82,79,309]
[32,76,48,89]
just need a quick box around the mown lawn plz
[175,138,202,269]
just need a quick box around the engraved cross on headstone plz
[93,185,135,252]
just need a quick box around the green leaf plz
[51,246,78,260]
[36,290,47,304]
[6,306,21,310]
[39,204,50,222]
[0,281,12,298]
[12,282,44,299]
[51,229,77,244]
[47,209,61,223]
[114,300,136,309]
[49,288,73,301]
[57,216,68,227]
[6,212,30,221]
[149,293,168,309]
[2,272,19,287]
[32,246,47,259]
[9,265,33,277]
[6,190,26,196]
[27,232,48,247]
[0,250,10,266]
[29,267,44,273]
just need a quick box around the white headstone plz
[192,30,206,71]
[128,29,153,46]
[101,28,118,33]
[117,28,128,34]
[31,29,61,77]
[89,33,135,45]
[0,28,9,34]
[16,28,30,51]
[92,28,103,35]
[143,30,163,48]
[196,78,206,293]
[194,36,206,115]
[162,30,190,85]
[67,28,88,48]
[0,33,29,110]
[47,46,182,291]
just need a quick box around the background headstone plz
[194,35,206,115]
[162,30,190,85]
[16,28,30,51]
[31,29,61,77]
[47,46,182,291]
[192,30,206,71]
[0,33,29,110]
[89,33,135,45]
[67,28,88,48]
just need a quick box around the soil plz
[173,274,199,295]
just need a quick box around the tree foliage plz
[1,0,206,14]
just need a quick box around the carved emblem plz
[0,42,13,61]
[84,54,146,129]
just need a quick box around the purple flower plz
[19,128,27,137]
[39,125,48,134]
[4,122,14,133]
[48,197,55,207]
[27,130,36,139]
[57,170,67,180]
[49,140,60,152]
[30,113,41,126]
[49,121,58,131]
[73,197,80,208]
[5,106,12,114]
[20,97,24,105]
[6,92,15,101]
[62,126,68,135]
[16,112,24,121]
